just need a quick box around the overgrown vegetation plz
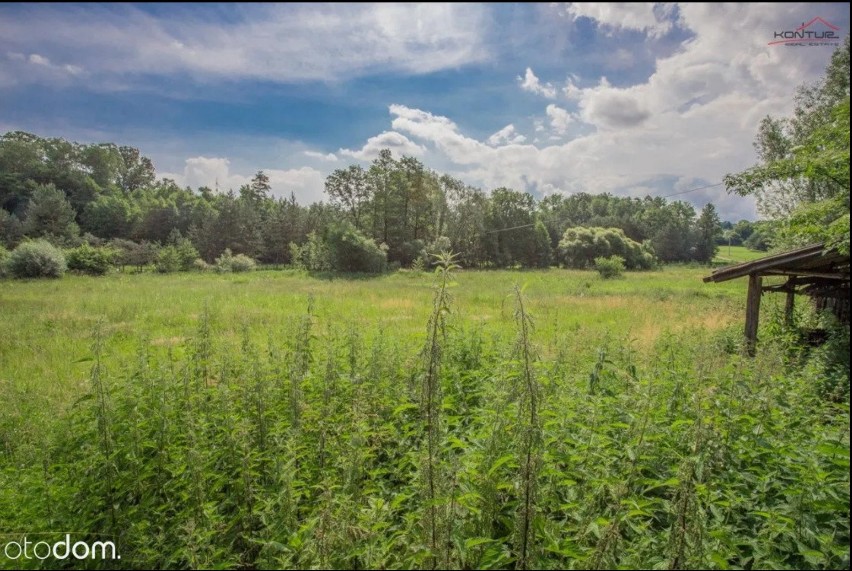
[594,255,626,279]
[66,243,115,276]
[0,132,730,276]
[0,266,847,570]
[559,227,654,270]
[6,239,66,278]
[215,248,257,273]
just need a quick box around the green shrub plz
[174,237,200,271]
[111,239,158,272]
[66,244,115,276]
[0,245,9,278]
[8,240,67,278]
[290,233,332,272]
[594,255,625,279]
[230,254,256,272]
[326,222,387,273]
[215,249,257,272]
[192,258,212,272]
[155,245,181,273]
[559,227,655,270]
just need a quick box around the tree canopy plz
[725,37,850,254]
[0,129,729,271]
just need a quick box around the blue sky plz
[1,3,848,220]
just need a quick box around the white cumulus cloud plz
[545,105,574,135]
[160,156,326,204]
[339,131,426,161]
[562,3,674,38]
[517,67,557,98]
[487,124,526,146]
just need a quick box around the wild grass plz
[0,266,848,569]
[713,245,767,265]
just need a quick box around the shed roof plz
[703,244,850,284]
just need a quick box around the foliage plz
[2,131,730,270]
[289,232,332,271]
[82,193,141,239]
[110,239,158,271]
[21,183,79,242]
[154,245,181,273]
[559,226,655,270]
[532,219,553,268]
[169,231,200,271]
[215,248,257,272]
[744,222,774,251]
[693,203,721,263]
[0,208,23,248]
[7,239,67,278]
[66,243,115,276]
[325,222,387,273]
[725,39,850,254]
[0,244,9,278]
[594,255,626,279]
[0,269,847,570]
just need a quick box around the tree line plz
[0,134,725,274]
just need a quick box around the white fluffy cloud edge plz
[145,3,843,221]
[160,158,327,205]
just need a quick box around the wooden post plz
[784,286,795,326]
[744,273,762,356]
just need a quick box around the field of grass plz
[0,266,848,569]
[713,245,767,265]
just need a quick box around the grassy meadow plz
[0,266,849,569]
[712,245,767,265]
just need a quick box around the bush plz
[8,240,67,278]
[595,255,626,279]
[326,222,387,273]
[0,245,9,278]
[66,244,115,276]
[155,245,181,273]
[173,237,200,271]
[230,254,256,272]
[397,239,426,267]
[290,233,332,272]
[215,249,257,273]
[559,227,655,270]
[192,258,211,272]
[407,236,452,270]
[111,239,158,272]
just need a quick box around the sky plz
[1,3,848,221]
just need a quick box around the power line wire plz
[659,181,724,198]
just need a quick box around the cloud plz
[0,4,490,85]
[265,167,327,204]
[517,67,557,98]
[304,151,338,162]
[161,156,326,204]
[339,130,426,161]
[487,124,526,146]
[4,50,84,82]
[28,53,50,66]
[181,157,237,190]
[562,3,674,38]
[382,99,764,219]
[545,104,574,135]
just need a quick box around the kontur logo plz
[769,17,841,46]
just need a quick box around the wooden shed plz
[703,244,850,355]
